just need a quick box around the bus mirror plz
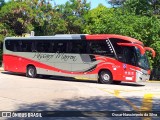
[144,47,156,58]
[117,43,145,55]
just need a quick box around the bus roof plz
[85,34,143,45]
[5,34,143,45]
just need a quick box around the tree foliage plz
[122,0,160,16]
[57,0,90,33]
[0,1,35,35]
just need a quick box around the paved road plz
[0,71,160,120]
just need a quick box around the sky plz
[54,0,110,9]
[5,0,110,9]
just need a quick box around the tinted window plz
[87,40,114,57]
[48,41,56,53]
[35,40,51,52]
[5,40,14,51]
[69,41,86,54]
[123,47,136,65]
[5,40,22,52]
[5,39,70,53]
[21,40,34,52]
[110,38,130,55]
[5,40,35,52]
[55,41,67,53]
[35,40,68,53]
[110,38,137,65]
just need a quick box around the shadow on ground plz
[5,96,159,120]
[1,71,25,77]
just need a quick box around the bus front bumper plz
[136,70,150,82]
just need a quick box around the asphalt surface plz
[0,71,160,120]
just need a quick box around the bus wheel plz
[98,70,113,84]
[26,66,37,78]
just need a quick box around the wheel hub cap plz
[28,69,34,76]
[103,74,110,81]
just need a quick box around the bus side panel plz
[3,54,31,73]
[93,55,136,82]
[3,53,136,82]
[3,54,20,72]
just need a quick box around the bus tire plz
[26,66,37,78]
[98,70,113,84]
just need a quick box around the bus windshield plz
[135,48,150,70]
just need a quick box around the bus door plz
[121,46,137,81]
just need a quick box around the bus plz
[3,34,155,84]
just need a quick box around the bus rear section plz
[3,34,155,84]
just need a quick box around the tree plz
[122,0,160,16]
[57,0,90,33]
[0,1,35,35]
[26,0,57,35]
[24,0,68,35]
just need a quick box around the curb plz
[147,80,160,83]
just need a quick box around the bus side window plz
[5,40,14,51]
[48,42,56,53]
[36,41,43,52]
[13,40,22,52]
[35,40,50,53]
[88,40,114,56]
[55,41,67,53]
[70,41,86,54]
[5,40,21,52]
[21,40,32,52]
[43,41,50,52]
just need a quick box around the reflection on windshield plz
[135,48,150,70]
